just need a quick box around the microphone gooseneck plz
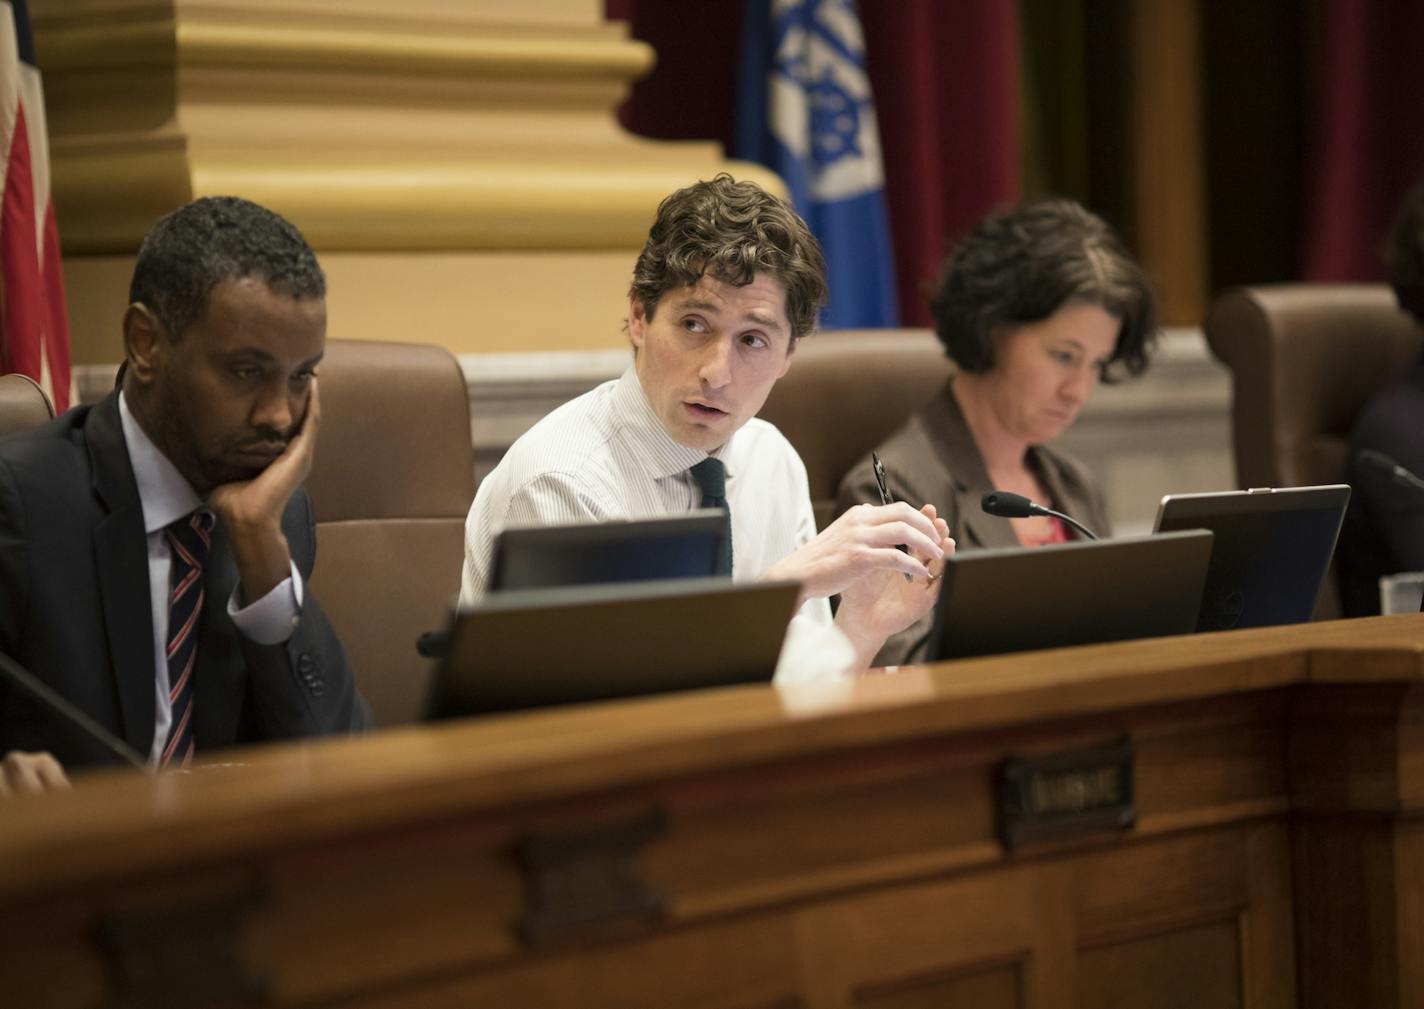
[980,491,1100,541]
[0,649,147,768]
[1358,449,1424,491]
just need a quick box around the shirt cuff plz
[772,609,856,686]
[227,559,304,645]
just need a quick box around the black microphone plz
[1357,449,1424,492]
[981,491,1100,540]
[0,649,147,769]
[416,630,449,659]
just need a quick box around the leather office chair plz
[304,340,476,727]
[1203,284,1422,616]
[759,329,951,529]
[0,373,55,437]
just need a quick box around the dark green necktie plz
[690,457,733,576]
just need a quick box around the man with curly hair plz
[0,196,370,794]
[461,175,953,682]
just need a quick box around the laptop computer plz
[489,511,727,592]
[926,530,1213,661]
[1153,484,1350,631]
[427,578,801,719]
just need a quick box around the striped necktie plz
[690,457,733,576]
[162,510,214,767]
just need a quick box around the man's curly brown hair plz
[630,174,827,341]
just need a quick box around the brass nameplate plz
[997,740,1134,850]
[513,807,667,947]
[94,883,269,1009]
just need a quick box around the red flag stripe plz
[0,3,72,410]
[0,99,42,380]
[38,200,69,409]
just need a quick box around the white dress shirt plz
[118,393,303,763]
[460,368,855,683]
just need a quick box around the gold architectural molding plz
[37,0,782,357]
[59,152,773,252]
[41,11,654,81]
[36,1,781,254]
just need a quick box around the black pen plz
[872,451,914,579]
[871,451,895,508]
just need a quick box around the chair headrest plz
[305,339,476,523]
[0,373,55,438]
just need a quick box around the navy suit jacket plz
[0,391,370,767]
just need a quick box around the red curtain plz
[606,1,1023,327]
[1304,0,1424,282]
[606,1,744,144]
[860,2,1022,325]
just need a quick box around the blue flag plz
[736,0,899,328]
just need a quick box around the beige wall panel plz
[64,249,641,361]
[62,257,129,366]
[321,250,637,353]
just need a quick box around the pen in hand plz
[872,451,914,581]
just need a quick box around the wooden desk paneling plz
[4,616,1424,1009]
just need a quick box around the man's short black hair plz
[128,196,325,340]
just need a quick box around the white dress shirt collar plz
[613,367,738,480]
[118,391,205,535]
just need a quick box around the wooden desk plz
[4,616,1424,1009]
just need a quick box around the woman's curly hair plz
[929,199,1158,382]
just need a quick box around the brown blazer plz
[835,380,1111,665]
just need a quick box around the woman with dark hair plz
[836,199,1158,664]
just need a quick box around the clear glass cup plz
[1379,571,1424,615]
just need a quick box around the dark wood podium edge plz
[1,613,1421,903]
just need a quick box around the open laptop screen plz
[428,578,800,719]
[489,511,726,592]
[927,531,1213,661]
[1153,485,1350,631]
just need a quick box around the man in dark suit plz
[0,196,370,794]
